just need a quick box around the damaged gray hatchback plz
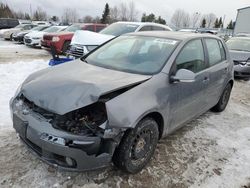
[10,31,234,173]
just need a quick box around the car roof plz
[125,31,221,41]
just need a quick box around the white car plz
[3,24,37,40]
[24,26,67,47]
[68,21,172,58]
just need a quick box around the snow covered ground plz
[0,40,250,188]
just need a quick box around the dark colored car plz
[41,23,107,54]
[226,37,250,79]
[10,32,233,173]
[12,25,50,43]
[0,18,19,29]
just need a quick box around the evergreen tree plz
[227,20,234,29]
[214,18,219,28]
[101,3,110,24]
[218,17,223,28]
[155,16,166,25]
[201,18,206,28]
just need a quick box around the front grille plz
[68,44,84,58]
[43,35,52,41]
[25,38,31,44]
[233,61,240,65]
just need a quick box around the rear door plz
[203,38,228,106]
[168,39,210,130]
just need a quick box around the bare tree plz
[61,8,78,24]
[83,15,93,23]
[191,12,201,28]
[110,6,119,22]
[33,7,47,21]
[171,9,190,28]
[119,3,128,21]
[182,12,190,27]
[127,1,138,21]
[205,13,216,28]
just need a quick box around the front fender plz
[105,73,170,131]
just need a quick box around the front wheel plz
[211,83,232,112]
[112,118,159,173]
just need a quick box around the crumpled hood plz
[71,30,114,45]
[20,60,151,115]
[229,50,250,62]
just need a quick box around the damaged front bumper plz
[11,98,122,171]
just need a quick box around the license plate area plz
[13,114,28,138]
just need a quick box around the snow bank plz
[0,60,48,129]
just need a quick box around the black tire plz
[112,118,159,173]
[10,33,13,41]
[211,83,232,112]
[62,41,70,54]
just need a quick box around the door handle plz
[203,77,209,83]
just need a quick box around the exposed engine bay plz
[19,95,107,136]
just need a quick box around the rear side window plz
[85,25,94,31]
[139,26,152,31]
[152,26,167,31]
[205,39,223,66]
[96,25,105,32]
[176,39,206,73]
[218,40,226,61]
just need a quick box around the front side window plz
[176,39,206,73]
[84,36,179,75]
[205,39,222,66]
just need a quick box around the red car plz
[41,23,107,54]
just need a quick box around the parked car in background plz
[41,23,107,54]
[227,37,250,79]
[0,18,19,29]
[13,25,50,43]
[68,21,172,58]
[11,32,233,173]
[3,24,37,40]
[24,26,67,47]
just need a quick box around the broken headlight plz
[51,102,107,136]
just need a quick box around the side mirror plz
[170,69,195,83]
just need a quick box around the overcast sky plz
[3,0,250,25]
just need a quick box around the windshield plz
[84,35,179,75]
[64,25,81,32]
[31,26,47,31]
[227,38,250,52]
[99,23,139,36]
[15,24,25,28]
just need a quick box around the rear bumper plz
[12,110,116,171]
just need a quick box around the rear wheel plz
[62,41,70,54]
[113,118,159,173]
[211,83,232,112]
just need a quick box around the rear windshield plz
[31,26,49,31]
[99,23,139,36]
